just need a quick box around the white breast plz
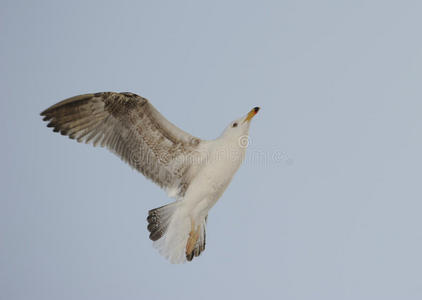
[183,137,247,216]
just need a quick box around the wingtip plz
[40,109,48,119]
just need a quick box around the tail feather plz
[147,202,207,263]
[147,202,179,241]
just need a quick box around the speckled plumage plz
[41,92,201,198]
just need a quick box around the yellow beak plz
[243,107,260,123]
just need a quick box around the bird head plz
[220,107,260,141]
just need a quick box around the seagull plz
[41,92,260,263]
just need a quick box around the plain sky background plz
[1,0,422,299]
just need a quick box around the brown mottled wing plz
[41,92,202,197]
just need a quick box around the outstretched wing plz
[41,92,203,197]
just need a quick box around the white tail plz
[147,202,207,263]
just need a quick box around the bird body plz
[41,92,259,263]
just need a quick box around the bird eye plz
[232,122,238,128]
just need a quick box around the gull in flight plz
[41,92,260,263]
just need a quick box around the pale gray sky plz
[1,1,422,299]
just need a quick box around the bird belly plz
[183,157,242,220]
